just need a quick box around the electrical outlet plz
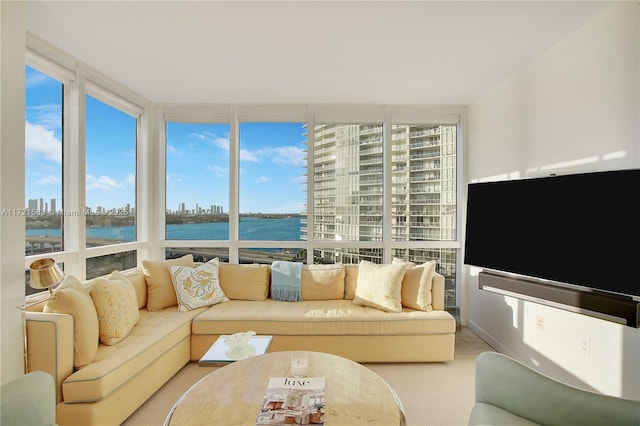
[580,337,591,356]
[536,315,544,331]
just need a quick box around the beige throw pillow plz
[90,270,140,345]
[169,258,229,312]
[343,265,359,300]
[44,275,99,368]
[352,261,408,313]
[143,255,195,311]
[392,258,436,312]
[301,264,346,301]
[218,263,270,300]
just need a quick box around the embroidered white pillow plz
[169,258,229,312]
[352,260,408,313]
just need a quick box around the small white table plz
[198,335,273,366]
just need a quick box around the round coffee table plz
[164,351,406,425]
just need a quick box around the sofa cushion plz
[169,259,229,312]
[393,258,436,312]
[352,261,408,313]
[218,263,270,300]
[44,275,99,368]
[90,271,140,345]
[143,255,195,311]
[61,307,204,403]
[191,299,456,336]
[301,264,345,300]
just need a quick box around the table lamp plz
[20,258,64,372]
[28,258,64,297]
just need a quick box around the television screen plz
[464,169,640,299]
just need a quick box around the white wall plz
[0,1,27,384]
[467,2,640,399]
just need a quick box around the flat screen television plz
[464,168,640,300]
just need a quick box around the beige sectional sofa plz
[25,257,456,426]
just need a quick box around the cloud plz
[124,174,136,186]
[240,145,305,166]
[36,174,62,185]
[240,149,259,162]
[25,72,50,89]
[86,175,119,192]
[255,176,270,183]
[189,133,207,141]
[166,174,184,186]
[189,131,230,152]
[207,165,227,176]
[269,146,306,167]
[27,104,62,131]
[167,144,183,156]
[212,136,229,151]
[25,121,62,163]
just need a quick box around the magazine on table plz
[255,377,325,425]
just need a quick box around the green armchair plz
[469,351,640,426]
[1,371,56,426]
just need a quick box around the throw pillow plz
[301,264,346,300]
[169,258,229,312]
[343,264,359,300]
[392,258,436,312]
[90,270,140,345]
[44,275,99,368]
[352,260,408,313]
[143,255,195,311]
[218,263,270,300]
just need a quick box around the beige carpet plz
[122,326,494,426]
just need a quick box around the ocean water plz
[26,216,303,242]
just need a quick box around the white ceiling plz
[26,1,611,105]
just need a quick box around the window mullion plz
[63,64,87,279]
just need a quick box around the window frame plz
[24,47,149,282]
[25,43,465,312]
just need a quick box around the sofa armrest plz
[431,272,445,311]
[25,311,74,403]
[470,351,640,426]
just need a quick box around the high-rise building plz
[28,199,38,210]
[306,124,457,282]
[50,198,56,214]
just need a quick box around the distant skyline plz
[25,66,307,214]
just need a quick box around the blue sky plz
[25,66,307,214]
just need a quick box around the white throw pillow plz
[352,260,408,313]
[169,258,229,312]
[392,258,436,312]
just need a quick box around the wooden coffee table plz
[165,351,406,425]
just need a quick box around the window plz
[161,112,460,310]
[25,66,64,257]
[85,94,137,247]
[165,122,230,240]
[311,123,384,264]
[391,123,458,307]
[239,122,307,239]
